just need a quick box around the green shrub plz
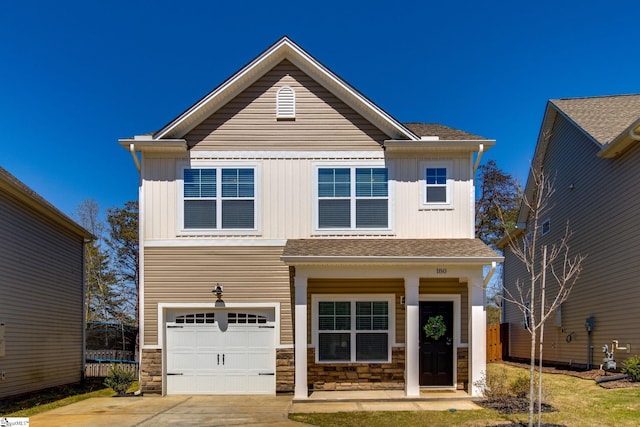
[622,355,640,382]
[509,372,530,398]
[104,364,136,395]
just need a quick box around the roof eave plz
[119,138,188,153]
[598,120,640,158]
[281,255,504,265]
[383,139,495,152]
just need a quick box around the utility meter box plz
[0,322,5,357]
[585,316,595,333]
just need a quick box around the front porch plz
[281,238,503,399]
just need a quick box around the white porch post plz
[469,276,486,397]
[405,275,420,396]
[294,274,308,399]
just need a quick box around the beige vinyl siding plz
[0,192,84,399]
[420,279,469,344]
[143,246,291,346]
[504,113,640,366]
[392,155,474,238]
[185,60,388,151]
[143,154,474,240]
[307,279,405,344]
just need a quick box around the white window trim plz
[311,294,395,364]
[420,161,454,210]
[312,161,394,235]
[177,161,261,236]
[541,218,551,236]
[276,86,295,120]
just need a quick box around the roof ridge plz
[552,93,640,102]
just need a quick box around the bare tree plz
[501,165,585,427]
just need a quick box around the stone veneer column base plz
[276,348,295,393]
[140,348,163,394]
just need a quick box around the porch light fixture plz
[212,284,224,301]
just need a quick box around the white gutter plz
[629,127,640,141]
[483,261,497,286]
[129,144,141,173]
[473,143,484,174]
[281,255,504,264]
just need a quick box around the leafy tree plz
[475,160,521,322]
[476,159,521,248]
[106,201,139,325]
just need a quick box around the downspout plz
[473,143,484,175]
[483,261,497,286]
[129,144,141,172]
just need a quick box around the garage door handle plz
[167,373,183,376]
[259,373,275,376]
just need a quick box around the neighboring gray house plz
[0,166,91,399]
[502,94,640,369]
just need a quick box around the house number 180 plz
[436,268,447,274]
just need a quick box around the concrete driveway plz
[29,395,305,427]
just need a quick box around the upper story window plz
[182,167,256,231]
[276,86,295,120]
[317,166,389,230]
[420,161,453,209]
[541,218,551,236]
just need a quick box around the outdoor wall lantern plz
[212,284,224,301]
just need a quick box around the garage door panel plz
[166,310,275,395]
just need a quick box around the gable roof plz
[0,166,92,240]
[503,94,640,241]
[282,238,502,264]
[550,94,640,147]
[153,36,419,142]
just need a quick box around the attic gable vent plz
[276,86,295,120]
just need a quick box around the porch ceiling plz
[281,239,503,264]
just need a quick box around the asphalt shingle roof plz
[403,123,487,140]
[551,94,640,145]
[283,238,500,260]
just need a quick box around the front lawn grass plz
[0,380,139,417]
[289,363,640,427]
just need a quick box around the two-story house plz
[120,37,502,398]
[502,94,640,370]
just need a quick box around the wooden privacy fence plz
[487,323,509,362]
[85,361,139,378]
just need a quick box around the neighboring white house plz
[502,94,640,370]
[0,166,91,399]
[120,37,502,398]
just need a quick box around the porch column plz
[469,276,486,397]
[404,275,420,396]
[294,273,308,399]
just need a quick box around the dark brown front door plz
[419,301,454,386]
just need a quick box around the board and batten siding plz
[185,60,389,151]
[0,191,84,399]
[504,113,640,367]
[143,246,292,346]
[142,153,475,240]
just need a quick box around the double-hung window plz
[317,166,389,230]
[421,161,453,208]
[183,167,255,230]
[316,297,391,363]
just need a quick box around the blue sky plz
[1,0,638,218]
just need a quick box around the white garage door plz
[166,310,276,394]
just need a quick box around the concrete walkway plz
[28,391,481,426]
[29,395,303,427]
